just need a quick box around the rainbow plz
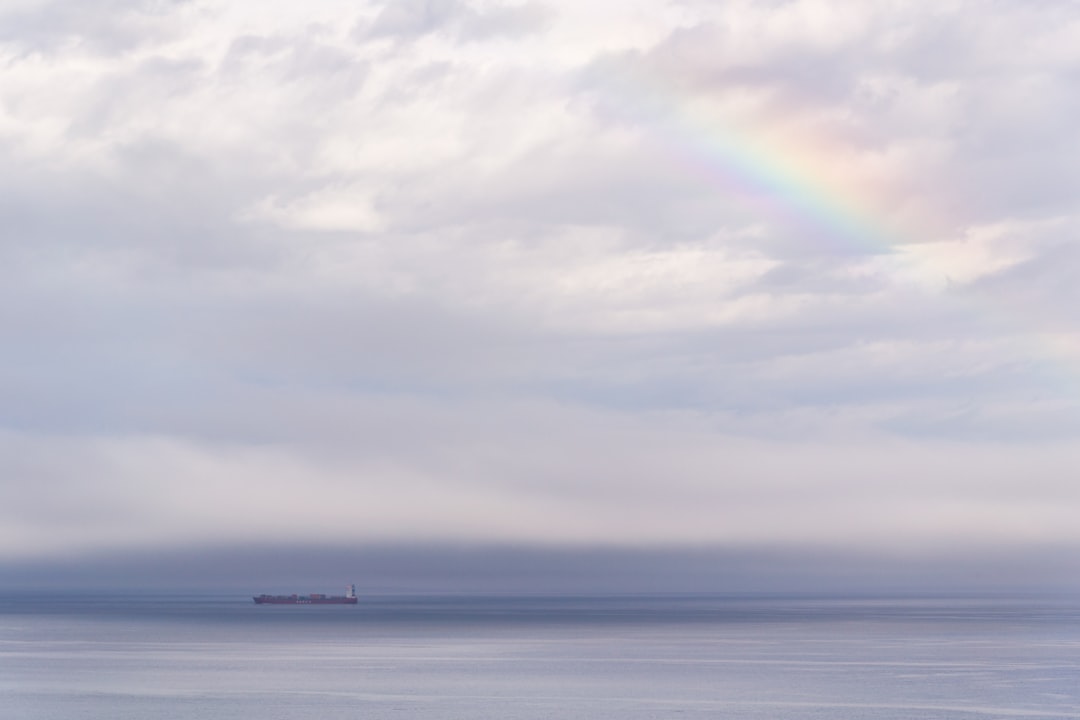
[597,61,1080,402]
[600,62,956,269]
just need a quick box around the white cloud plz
[247,185,384,232]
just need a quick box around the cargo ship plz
[254,584,358,605]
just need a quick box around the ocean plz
[2,593,1079,719]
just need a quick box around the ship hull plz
[253,595,358,605]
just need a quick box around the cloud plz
[363,0,550,41]
[4,405,1080,561]
[2,0,1080,571]
[0,0,188,54]
[6,542,1080,594]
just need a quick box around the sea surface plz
[2,593,1079,719]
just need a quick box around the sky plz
[3,0,1080,592]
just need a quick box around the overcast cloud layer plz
[3,0,1080,579]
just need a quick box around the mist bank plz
[4,542,1079,596]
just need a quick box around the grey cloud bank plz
[2,0,1080,588]
[6,543,1079,596]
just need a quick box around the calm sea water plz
[2,593,1079,719]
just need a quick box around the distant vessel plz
[254,584,358,605]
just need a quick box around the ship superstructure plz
[254,584,358,605]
